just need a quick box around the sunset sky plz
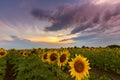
[0,0,120,49]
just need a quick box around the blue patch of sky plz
[73,34,97,41]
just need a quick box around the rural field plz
[0,47,120,80]
[0,0,120,80]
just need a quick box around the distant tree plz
[86,46,89,48]
[107,45,120,48]
[82,45,86,48]
[74,46,77,48]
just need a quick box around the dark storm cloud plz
[31,9,53,21]
[102,6,120,22]
[31,2,120,34]
[31,5,80,31]
[59,38,71,42]
[45,23,64,31]
[70,22,93,34]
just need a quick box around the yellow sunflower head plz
[69,54,91,80]
[58,50,70,67]
[47,51,58,64]
[41,51,48,62]
[0,48,7,58]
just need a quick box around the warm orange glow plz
[26,37,59,43]
[49,37,59,43]
[26,36,74,44]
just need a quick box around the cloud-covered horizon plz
[0,0,120,49]
[0,35,75,49]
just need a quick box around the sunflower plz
[58,50,70,67]
[31,49,38,54]
[41,51,48,62]
[19,50,28,56]
[69,54,91,80]
[0,48,7,58]
[47,51,58,64]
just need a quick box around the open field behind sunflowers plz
[0,47,120,80]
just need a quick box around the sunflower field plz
[0,47,120,80]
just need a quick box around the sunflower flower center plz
[20,52,23,55]
[60,54,66,63]
[50,53,57,61]
[43,54,47,59]
[0,52,5,56]
[74,60,84,73]
[31,50,37,54]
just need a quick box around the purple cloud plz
[31,9,53,21]
[31,1,120,35]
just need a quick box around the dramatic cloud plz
[31,0,120,36]
[31,9,53,21]
[0,20,76,45]
[0,0,120,49]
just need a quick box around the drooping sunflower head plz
[47,51,58,64]
[0,48,7,58]
[41,51,48,62]
[58,50,70,67]
[69,54,91,80]
[19,50,28,56]
[31,49,38,54]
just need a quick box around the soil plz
[4,60,17,80]
[91,67,120,80]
